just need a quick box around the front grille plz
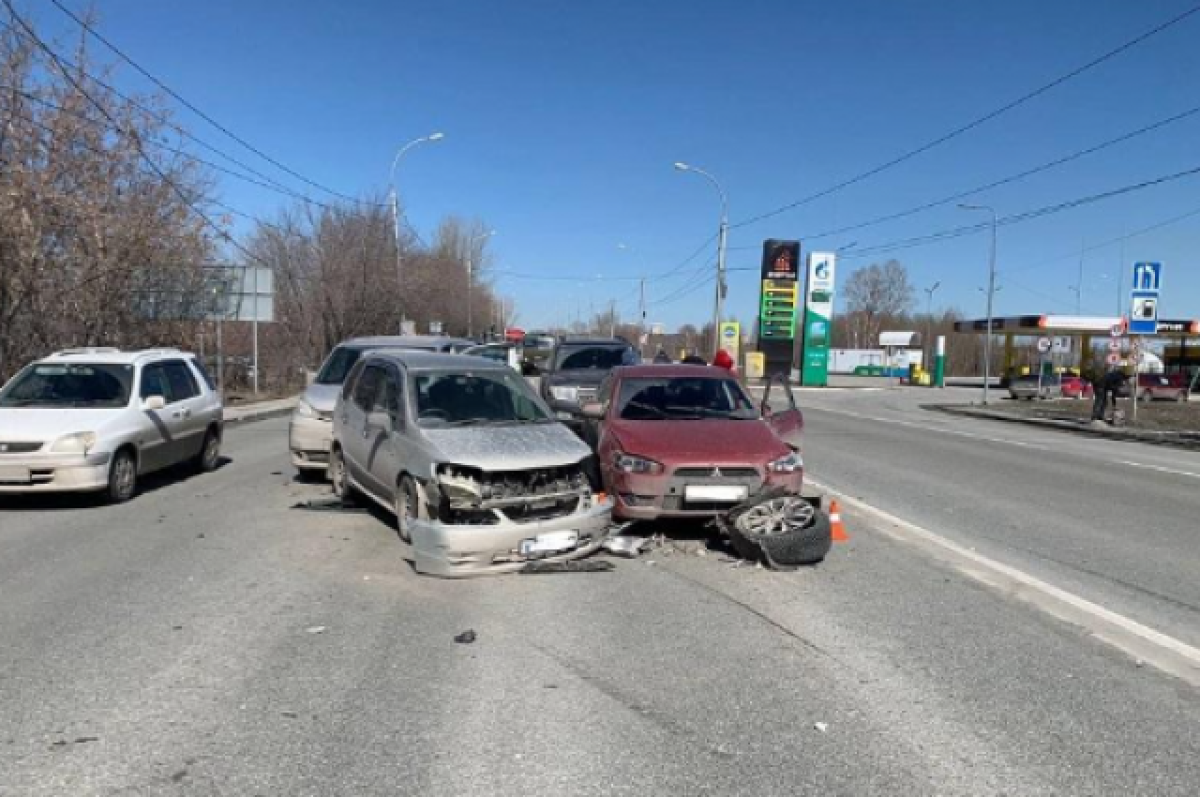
[303,450,330,464]
[0,441,43,454]
[673,467,759,479]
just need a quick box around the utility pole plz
[609,298,616,338]
[673,162,729,358]
[924,281,940,369]
[1074,236,1085,315]
[251,264,259,395]
[960,204,998,405]
[639,277,646,357]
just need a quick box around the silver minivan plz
[329,351,612,577]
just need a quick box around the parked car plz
[0,347,222,502]
[462,343,523,372]
[520,332,556,374]
[540,336,639,427]
[1008,374,1062,400]
[1136,373,1189,402]
[329,351,612,577]
[1060,375,1094,400]
[290,335,472,478]
[579,365,805,522]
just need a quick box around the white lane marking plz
[1114,459,1200,480]
[808,477,1200,687]
[806,404,1050,450]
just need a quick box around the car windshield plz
[413,370,551,426]
[555,346,635,371]
[616,376,757,421]
[315,346,366,385]
[0,363,134,408]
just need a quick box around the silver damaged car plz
[329,351,613,577]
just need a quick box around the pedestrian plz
[712,348,737,376]
[1091,368,1129,422]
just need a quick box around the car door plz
[137,363,187,473]
[761,374,804,449]
[361,365,404,501]
[341,362,383,488]
[162,360,209,463]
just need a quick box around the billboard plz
[799,252,836,386]
[757,240,801,377]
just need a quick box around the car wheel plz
[106,449,137,504]
[721,490,831,569]
[194,428,220,473]
[395,475,426,544]
[1176,392,1187,403]
[329,445,352,501]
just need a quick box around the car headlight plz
[294,400,317,419]
[613,451,664,475]
[50,431,98,455]
[767,450,803,473]
[550,386,579,403]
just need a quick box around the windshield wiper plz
[624,400,667,418]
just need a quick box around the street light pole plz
[960,204,998,405]
[390,132,444,333]
[674,162,728,358]
[924,281,941,368]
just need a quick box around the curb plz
[222,401,298,426]
[928,404,1200,451]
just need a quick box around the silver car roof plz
[340,335,470,349]
[363,350,509,373]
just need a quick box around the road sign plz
[1052,336,1071,353]
[1108,339,1121,352]
[1128,262,1162,335]
[1036,337,1052,353]
[1107,352,1121,365]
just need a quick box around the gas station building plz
[952,315,1200,376]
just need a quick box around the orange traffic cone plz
[829,499,849,543]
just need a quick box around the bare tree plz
[841,260,915,348]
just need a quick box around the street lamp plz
[466,229,495,339]
[674,161,728,357]
[924,281,941,368]
[959,203,998,405]
[390,132,445,333]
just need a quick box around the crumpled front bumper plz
[410,498,614,577]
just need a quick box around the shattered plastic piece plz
[814,722,828,733]
[292,497,368,513]
[603,535,647,558]
[520,559,615,574]
[454,630,477,644]
[305,626,327,635]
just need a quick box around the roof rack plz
[48,347,122,357]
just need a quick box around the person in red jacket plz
[712,348,737,375]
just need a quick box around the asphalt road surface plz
[3,412,1200,796]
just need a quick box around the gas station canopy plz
[953,315,1200,337]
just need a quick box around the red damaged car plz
[580,365,805,522]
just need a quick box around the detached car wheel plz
[722,490,832,569]
[106,449,138,504]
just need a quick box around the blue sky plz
[30,0,1200,331]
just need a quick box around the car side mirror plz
[143,395,166,411]
[580,402,605,420]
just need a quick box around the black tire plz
[329,445,352,501]
[395,475,425,544]
[194,428,221,473]
[106,448,138,504]
[721,490,831,569]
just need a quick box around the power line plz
[839,162,1200,262]
[45,0,377,207]
[2,1,266,266]
[731,2,1200,230]
[796,102,1200,243]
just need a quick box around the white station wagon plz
[0,348,223,502]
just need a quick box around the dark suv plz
[540,337,639,425]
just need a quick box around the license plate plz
[0,466,31,484]
[685,484,748,502]
[519,530,579,555]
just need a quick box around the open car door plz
[761,374,804,450]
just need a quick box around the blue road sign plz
[1128,262,1162,335]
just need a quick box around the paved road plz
[2,414,1199,795]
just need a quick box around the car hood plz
[424,423,592,471]
[0,408,126,441]
[301,383,342,412]
[545,370,609,388]
[610,419,789,464]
